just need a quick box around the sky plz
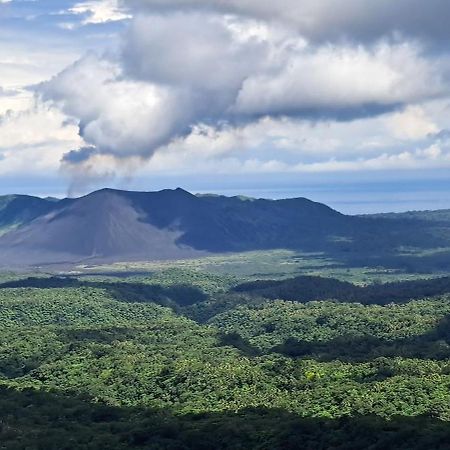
[0,0,450,214]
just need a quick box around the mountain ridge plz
[0,188,449,267]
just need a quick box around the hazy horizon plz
[1,178,449,215]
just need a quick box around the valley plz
[4,0,450,447]
[1,189,450,448]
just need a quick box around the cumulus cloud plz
[388,106,439,140]
[123,13,267,94]
[39,53,197,159]
[234,42,446,119]
[124,0,450,45]
[37,7,450,169]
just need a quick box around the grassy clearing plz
[73,249,444,286]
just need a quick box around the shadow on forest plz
[233,275,450,305]
[269,315,450,363]
[4,273,450,311]
[336,248,450,273]
[1,385,450,450]
[0,277,208,307]
[214,313,450,363]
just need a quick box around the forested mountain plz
[364,209,450,223]
[0,195,55,236]
[0,188,449,266]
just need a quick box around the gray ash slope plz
[0,188,447,266]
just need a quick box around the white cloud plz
[234,42,446,117]
[4,0,450,188]
[123,13,267,93]
[39,53,196,158]
[38,11,450,167]
[125,0,450,44]
[388,106,439,140]
[0,104,83,174]
[140,144,450,177]
[0,88,33,115]
[0,41,83,91]
[68,0,131,25]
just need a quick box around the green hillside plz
[0,194,55,236]
[1,269,450,448]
